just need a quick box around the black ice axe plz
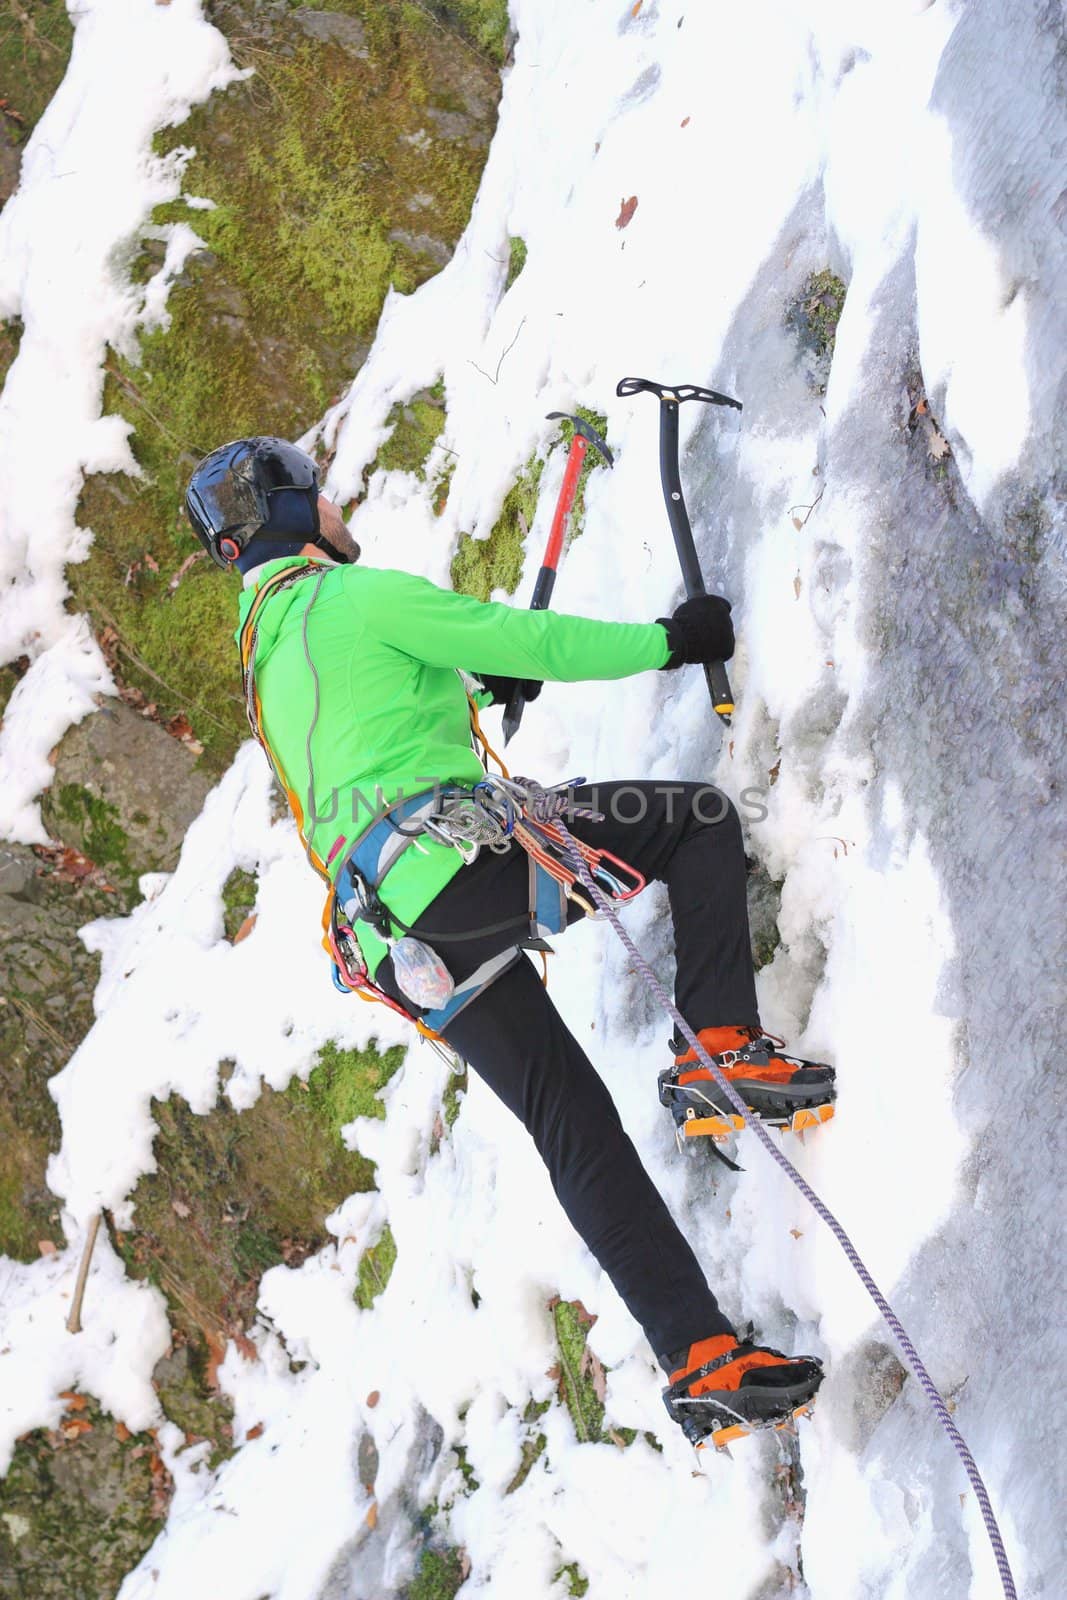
[502,411,614,744]
[616,377,742,727]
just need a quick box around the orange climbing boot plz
[659,1025,836,1141]
[661,1331,824,1449]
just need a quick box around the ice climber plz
[185,435,837,1449]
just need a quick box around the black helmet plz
[185,437,321,568]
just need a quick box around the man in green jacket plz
[185,435,835,1450]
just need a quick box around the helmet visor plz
[186,465,258,539]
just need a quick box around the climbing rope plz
[554,817,1019,1600]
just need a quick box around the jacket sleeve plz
[344,567,671,681]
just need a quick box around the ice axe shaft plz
[616,377,741,727]
[503,413,614,744]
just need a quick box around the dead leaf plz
[38,1240,57,1256]
[165,712,194,741]
[789,1227,803,1239]
[60,1392,89,1411]
[608,1428,628,1448]
[232,1330,259,1363]
[115,1422,132,1442]
[793,572,802,599]
[245,1422,265,1441]
[232,913,257,945]
[680,116,690,127]
[171,1198,191,1219]
[61,1418,93,1439]
[366,1390,380,1409]
[460,1552,472,1581]
[791,515,803,530]
[615,195,638,230]
[144,553,160,573]
[365,1500,378,1529]
[923,419,951,460]
[768,759,781,786]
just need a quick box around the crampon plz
[659,1025,836,1143]
[662,1333,824,1451]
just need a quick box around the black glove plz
[476,672,543,706]
[657,594,734,668]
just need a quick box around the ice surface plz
[1,0,1064,1597]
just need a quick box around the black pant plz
[378,781,760,1362]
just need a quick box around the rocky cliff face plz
[0,5,507,1591]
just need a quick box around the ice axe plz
[616,377,742,727]
[502,411,614,744]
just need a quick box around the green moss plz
[554,1564,590,1598]
[788,269,847,377]
[0,1109,59,1260]
[454,1442,479,1492]
[553,1300,604,1443]
[505,1401,547,1495]
[552,406,610,542]
[746,859,784,973]
[48,783,132,880]
[409,1545,468,1600]
[375,390,447,478]
[0,1399,171,1600]
[442,1061,468,1129]
[451,451,542,600]
[298,1038,406,1136]
[450,407,609,601]
[354,1222,397,1309]
[221,867,258,941]
[114,1050,397,1449]
[0,0,74,139]
[70,0,502,772]
[505,234,527,290]
[0,317,22,396]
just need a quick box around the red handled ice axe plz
[502,412,614,744]
[616,377,742,726]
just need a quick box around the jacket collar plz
[242,553,338,590]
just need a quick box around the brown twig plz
[93,601,241,731]
[66,1213,102,1335]
[1,992,73,1055]
[787,488,824,530]
[469,317,526,385]
[103,359,195,456]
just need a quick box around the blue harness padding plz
[416,948,523,1032]
[333,786,567,1030]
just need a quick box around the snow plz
[2,0,1065,1597]
[0,0,238,840]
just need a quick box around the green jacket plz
[236,556,671,975]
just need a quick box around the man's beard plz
[318,521,361,564]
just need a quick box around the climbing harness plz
[552,815,1019,1600]
[327,773,645,1032]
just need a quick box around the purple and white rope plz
[555,818,1018,1600]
